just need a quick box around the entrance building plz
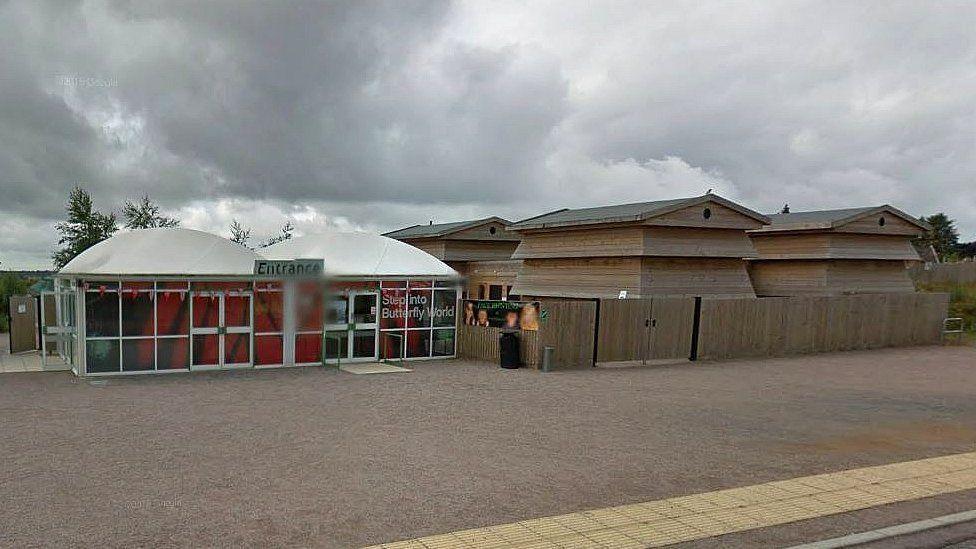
[53,228,460,376]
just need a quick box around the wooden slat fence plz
[456,325,541,367]
[461,294,949,367]
[910,262,976,285]
[697,293,949,360]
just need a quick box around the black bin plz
[499,330,521,369]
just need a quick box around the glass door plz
[223,291,252,367]
[191,290,252,370]
[349,292,378,360]
[323,291,378,363]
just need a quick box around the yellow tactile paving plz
[366,451,976,549]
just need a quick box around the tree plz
[259,221,294,248]
[122,195,179,229]
[52,186,118,269]
[229,220,294,249]
[957,241,976,259]
[229,219,252,247]
[915,213,960,262]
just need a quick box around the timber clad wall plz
[509,196,768,299]
[642,258,756,298]
[512,226,645,259]
[516,258,643,298]
[440,240,519,261]
[747,206,927,296]
[750,234,920,260]
[748,260,916,296]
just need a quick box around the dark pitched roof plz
[756,205,930,232]
[508,194,769,230]
[383,217,512,239]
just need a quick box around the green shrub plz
[0,273,32,333]
[918,282,976,333]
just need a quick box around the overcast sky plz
[1,0,974,269]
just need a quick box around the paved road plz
[2,345,976,547]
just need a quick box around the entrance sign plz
[253,259,324,278]
[461,300,540,331]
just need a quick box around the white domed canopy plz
[262,230,458,278]
[60,228,262,276]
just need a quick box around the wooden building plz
[747,205,929,296]
[385,217,522,299]
[506,194,770,299]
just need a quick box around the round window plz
[489,226,497,235]
[703,207,712,219]
[878,216,886,227]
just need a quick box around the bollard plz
[542,346,554,372]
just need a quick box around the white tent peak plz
[59,227,262,276]
[262,229,458,277]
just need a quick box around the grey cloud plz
[1,0,974,269]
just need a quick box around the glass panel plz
[121,291,154,337]
[380,288,406,329]
[380,331,403,360]
[296,284,323,331]
[405,329,431,358]
[255,335,283,366]
[192,334,219,366]
[352,294,377,324]
[381,280,406,288]
[352,329,376,358]
[86,339,120,373]
[192,294,220,328]
[407,289,431,328]
[255,291,283,333]
[324,331,347,361]
[432,329,455,357]
[489,285,503,300]
[157,338,189,370]
[122,338,155,371]
[408,280,433,288]
[432,291,456,328]
[85,292,119,337]
[296,333,322,363]
[224,294,251,327]
[224,333,250,364]
[157,292,189,335]
[325,295,348,326]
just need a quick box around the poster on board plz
[461,300,540,331]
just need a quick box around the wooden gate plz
[596,297,696,364]
[8,295,38,353]
[539,300,598,369]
